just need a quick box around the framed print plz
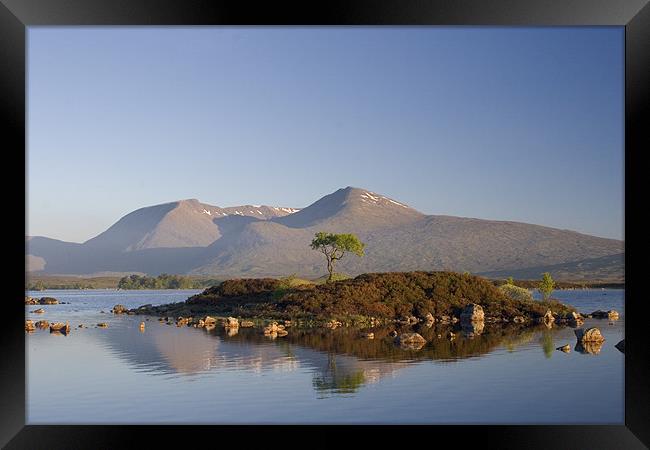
[2,0,649,448]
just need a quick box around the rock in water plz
[591,310,619,320]
[112,304,127,314]
[203,316,217,326]
[39,297,59,305]
[25,320,35,332]
[543,310,555,326]
[397,333,426,344]
[557,344,571,353]
[50,322,70,334]
[397,333,426,350]
[574,327,605,343]
[224,317,239,328]
[460,304,485,323]
[361,332,374,339]
[97,323,108,328]
[31,308,45,314]
[615,339,625,353]
[36,320,49,329]
[240,320,254,328]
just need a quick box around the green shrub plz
[499,284,533,303]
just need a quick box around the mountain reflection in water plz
[94,318,571,395]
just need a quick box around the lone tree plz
[310,232,365,282]
[538,272,555,301]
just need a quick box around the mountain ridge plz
[26,187,624,281]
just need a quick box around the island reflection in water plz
[93,318,608,395]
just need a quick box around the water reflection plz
[91,317,588,395]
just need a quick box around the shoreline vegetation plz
[25,273,624,291]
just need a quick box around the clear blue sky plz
[28,27,624,243]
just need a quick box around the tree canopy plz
[310,232,365,282]
[538,272,555,301]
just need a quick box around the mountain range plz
[26,187,624,281]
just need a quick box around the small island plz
[129,270,578,328]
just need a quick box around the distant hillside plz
[26,186,624,281]
[480,253,624,282]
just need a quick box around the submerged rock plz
[97,322,108,328]
[31,308,45,314]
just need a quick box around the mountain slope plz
[27,187,624,280]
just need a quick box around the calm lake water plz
[26,289,624,424]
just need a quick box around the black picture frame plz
[2,0,648,448]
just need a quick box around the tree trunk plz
[327,257,333,282]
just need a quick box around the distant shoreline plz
[25,274,624,291]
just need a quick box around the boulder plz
[97,322,108,328]
[543,310,555,324]
[35,320,49,329]
[50,322,70,334]
[276,329,288,337]
[574,327,605,343]
[460,304,485,323]
[25,296,38,305]
[31,308,46,314]
[112,304,127,314]
[203,316,217,326]
[557,344,571,353]
[264,322,280,334]
[397,334,426,345]
[568,312,584,326]
[591,310,619,320]
[224,317,239,328]
[240,320,255,328]
[39,297,59,305]
[615,339,625,353]
[25,320,35,332]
